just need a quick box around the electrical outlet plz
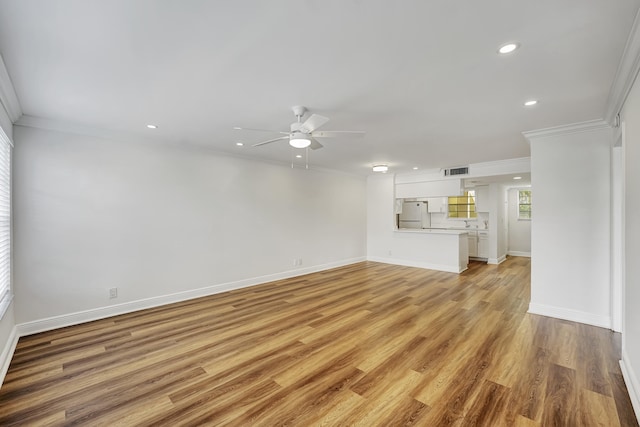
[297,258,302,266]
[109,287,118,299]
[388,250,392,256]
[293,258,303,266]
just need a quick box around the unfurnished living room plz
[0,1,639,426]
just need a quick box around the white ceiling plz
[0,1,638,175]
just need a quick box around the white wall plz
[490,183,508,264]
[620,71,640,417]
[528,124,612,328]
[12,125,367,327]
[507,188,532,256]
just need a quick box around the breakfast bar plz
[391,228,469,273]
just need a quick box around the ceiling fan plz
[233,106,364,150]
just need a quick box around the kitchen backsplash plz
[430,212,489,229]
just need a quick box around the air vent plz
[443,166,469,176]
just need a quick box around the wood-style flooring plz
[0,258,637,426]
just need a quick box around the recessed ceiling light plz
[146,124,157,129]
[295,154,302,158]
[413,167,419,170]
[498,43,519,54]
[513,176,522,180]
[235,142,244,146]
[372,164,389,173]
[524,100,538,107]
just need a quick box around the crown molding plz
[15,115,365,178]
[0,55,21,123]
[522,119,611,142]
[604,8,640,125]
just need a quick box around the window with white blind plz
[0,128,11,317]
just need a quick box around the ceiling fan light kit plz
[235,106,364,154]
[289,132,311,148]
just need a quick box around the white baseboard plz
[0,325,18,387]
[488,254,507,265]
[508,251,531,257]
[528,302,611,329]
[367,256,464,273]
[16,256,366,338]
[620,351,640,423]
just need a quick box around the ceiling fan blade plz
[311,131,365,138]
[309,138,324,150]
[234,126,288,134]
[252,136,289,147]
[299,114,329,133]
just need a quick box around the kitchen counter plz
[383,227,469,273]
[395,228,469,235]
[424,227,489,231]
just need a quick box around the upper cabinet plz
[474,185,490,212]
[395,179,463,198]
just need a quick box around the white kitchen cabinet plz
[475,185,490,212]
[468,231,478,257]
[427,197,447,213]
[478,231,489,258]
[395,179,463,198]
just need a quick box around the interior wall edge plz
[528,302,611,330]
[620,351,640,423]
[13,256,366,338]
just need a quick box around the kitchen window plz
[518,190,532,220]
[448,190,477,219]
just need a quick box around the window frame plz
[517,189,532,220]
[448,190,477,219]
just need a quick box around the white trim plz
[0,55,21,123]
[0,325,18,387]
[522,119,611,141]
[15,257,366,337]
[620,351,640,423]
[528,302,611,329]
[604,8,640,125]
[507,251,531,258]
[367,256,465,273]
[488,255,507,265]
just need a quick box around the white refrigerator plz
[398,201,430,229]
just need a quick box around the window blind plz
[0,130,11,316]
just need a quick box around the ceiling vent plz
[443,166,469,176]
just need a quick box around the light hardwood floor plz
[0,258,637,426]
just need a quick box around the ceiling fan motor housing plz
[292,105,307,119]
